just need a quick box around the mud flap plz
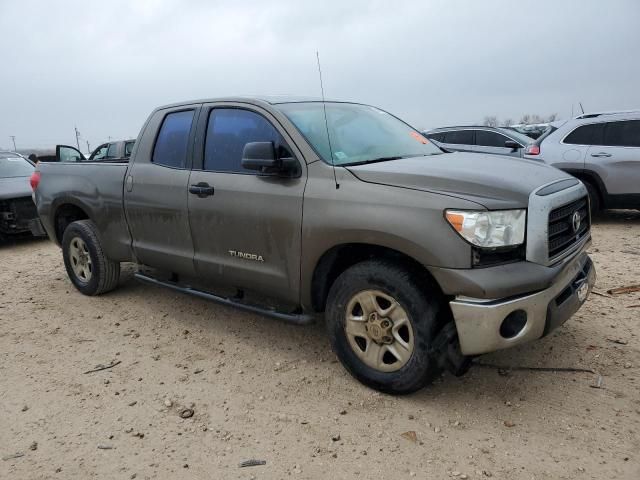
[429,322,472,377]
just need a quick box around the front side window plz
[152,110,195,168]
[475,130,511,147]
[204,108,286,172]
[443,130,473,145]
[277,102,441,166]
[564,123,604,145]
[603,120,640,147]
[91,144,108,160]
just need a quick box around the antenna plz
[579,102,585,114]
[316,51,339,189]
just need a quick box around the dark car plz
[0,152,46,240]
[424,126,536,157]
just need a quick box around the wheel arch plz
[561,168,608,206]
[52,200,91,245]
[309,243,445,313]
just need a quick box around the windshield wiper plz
[341,155,408,167]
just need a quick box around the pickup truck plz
[32,97,596,394]
[56,139,136,163]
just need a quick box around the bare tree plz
[519,114,532,125]
[546,113,558,122]
[501,118,514,127]
[483,115,498,127]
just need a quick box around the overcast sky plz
[1,0,639,151]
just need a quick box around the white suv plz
[524,111,640,211]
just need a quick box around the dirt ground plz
[1,211,639,480]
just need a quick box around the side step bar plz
[134,272,315,325]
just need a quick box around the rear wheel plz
[325,260,442,394]
[62,220,120,295]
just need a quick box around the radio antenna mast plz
[316,51,339,189]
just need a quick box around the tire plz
[62,219,120,296]
[325,260,442,395]
[583,180,601,214]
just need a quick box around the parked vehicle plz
[423,126,535,157]
[524,111,640,211]
[0,152,46,240]
[32,97,595,394]
[505,123,558,140]
[58,139,136,163]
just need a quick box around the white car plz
[524,110,640,211]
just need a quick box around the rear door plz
[585,119,640,195]
[440,129,474,153]
[187,103,306,303]
[123,105,200,275]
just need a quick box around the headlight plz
[445,209,526,248]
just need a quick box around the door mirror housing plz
[504,140,521,151]
[242,142,299,177]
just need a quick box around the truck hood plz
[346,152,571,209]
[0,176,32,200]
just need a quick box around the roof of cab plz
[153,95,344,111]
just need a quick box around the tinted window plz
[564,123,604,145]
[443,130,473,145]
[124,141,134,157]
[106,143,119,158]
[204,109,285,172]
[426,132,445,142]
[152,110,195,168]
[476,130,512,147]
[604,120,640,147]
[0,157,34,177]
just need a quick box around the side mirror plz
[504,140,520,151]
[241,142,299,176]
[241,142,278,171]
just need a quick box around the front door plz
[124,107,199,275]
[187,104,306,303]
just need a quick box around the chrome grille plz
[547,196,590,260]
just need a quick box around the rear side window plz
[124,141,135,157]
[443,130,473,145]
[152,110,195,168]
[106,143,118,158]
[564,123,604,145]
[475,130,511,147]
[603,120,640,147]
[204,108,285,173]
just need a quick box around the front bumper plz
[450,249,595,356]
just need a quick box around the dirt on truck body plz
[33,97,596,394]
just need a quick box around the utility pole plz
[10,136,16,150]
[74,127,81,150]
[86,140,91,154]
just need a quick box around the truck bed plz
[35,162,133,261]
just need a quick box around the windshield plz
[498,127,535,145]
[277,102,442,166]
[0,156,34,178]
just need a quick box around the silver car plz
[524,111,640,211]
[424,126,535,158]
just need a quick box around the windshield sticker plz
[410,131,429,144]
[334,151,347,160]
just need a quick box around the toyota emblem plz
[571,210,581,233]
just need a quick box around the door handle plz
[189,183,215,198]
[590,152,612,158]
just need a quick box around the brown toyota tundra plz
[32,97,596,394]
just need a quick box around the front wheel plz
[325,260,442,394]
[62,219,120,296]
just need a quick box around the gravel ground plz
[1,211,639,480]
